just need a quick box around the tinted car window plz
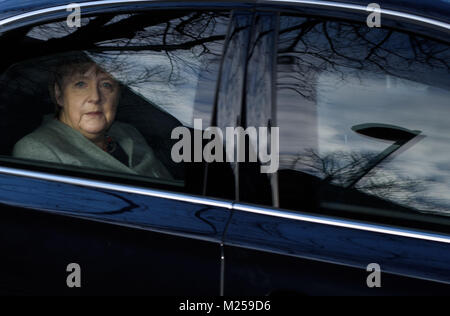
[0,10,230,196]
[275,14,450,229]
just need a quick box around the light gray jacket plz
[13,116,172,179]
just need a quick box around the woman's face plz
[55,63,120,140]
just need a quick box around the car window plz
[0,10,231,196]
[275,14,450,230]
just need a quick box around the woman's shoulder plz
[16,116,60,144]
[12,115,74,160]
[12,121,62,162]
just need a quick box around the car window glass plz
[0,10,230,196]
[275,14,450,230]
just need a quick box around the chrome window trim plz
[0,166,232,209]
[233,203,450,244]
[0,0,448,31]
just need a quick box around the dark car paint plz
[0,0,448,295]
[224,208,450,295]
[0,172,230,295]
[0,203,223,295]
[223,246,450,296]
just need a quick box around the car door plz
[0,1,236,295]
[222,5,450,295]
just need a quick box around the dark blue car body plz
[0,0,449,295]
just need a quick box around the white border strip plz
[233,203,450,244]
[0,0,448,31]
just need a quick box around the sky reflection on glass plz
[277,15,450,216]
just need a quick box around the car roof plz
[0,0,449,25]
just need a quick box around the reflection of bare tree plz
[277,17,450,100]
[355,169,424,206]
[0,11,229,88]
[290,148,374,185]
[290,148,426,208]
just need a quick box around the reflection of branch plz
[16,11,228,76]
[279,19,320,53]
[365,30,392,60]
[322,23,363,65]
[175,12,202,34]
[163,22,174,81]
[55,12,185,44]
[277,86,308,98]
[85,35,226,51]
[277,18,450,101]
[290,148,425,207]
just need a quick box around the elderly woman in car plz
[13,53,171,179]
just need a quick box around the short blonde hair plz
[48,52,120,117]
